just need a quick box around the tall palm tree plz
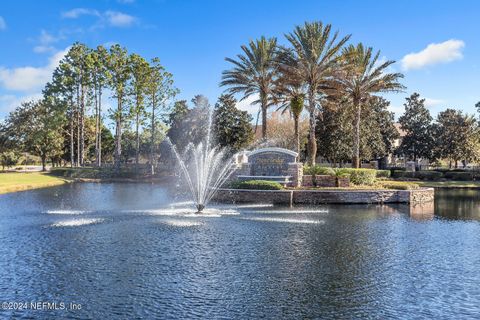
[281,21,351,165]
[221,36,278,140]
[337,43,404,168]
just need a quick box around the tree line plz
[1,43,178,172]
[1,21,479,172]
[397,93,480,168]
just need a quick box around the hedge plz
[444,171,472,181]
[303,165,336,176]
[380,181,420,190]
[392,170,443,180]
[376,170,391,178]
[335,168,377,185]
[415,171,443,180]
[230,180,284,190]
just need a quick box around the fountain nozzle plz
[196,204,205,213]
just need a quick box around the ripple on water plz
[46,210,90,215]
[160,219,204,227]
[243,209,329,214]
[243,217,325,224]
[51,218,104,227]
[139,207,238,217]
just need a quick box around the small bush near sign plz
[230,180,284,190]
[335,168,377,185]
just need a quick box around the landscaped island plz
[213,147,434,205]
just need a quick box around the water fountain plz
[167,112,237,213]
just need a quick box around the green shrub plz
[392,170,443,180]
[303,165,335,176]
[444,171,472,181]
[433,168,450,173]
[230,180,284,190]
[335,168,377,185]
[381,181,419,190]
[415,170,443,180]
[50,167,105,179]
[376,170,391,178]
[392,170,407,178]
[389,166,406,171]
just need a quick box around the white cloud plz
[33,30,63,53]
[62,8,136,28]
[388,104,404,116]
[0,48,69,92]
[0,93,43,113]
[0,16,6,30]
[424,97,444,108]
[401,39,465,71]
[62,8,100,19]
[105,11,136,27]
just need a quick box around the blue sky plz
[0,0,478,120]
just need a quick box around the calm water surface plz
[0,184,479,319]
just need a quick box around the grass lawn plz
[415,181,480,188]
[0,172,71,194]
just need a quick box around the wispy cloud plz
[105,11,136,27]
[401,39,465,71]
[0,48,69,92]
[424,97,445,108]
[33,30,64,53]
[62,8,100,19]
[62,8,137,28]
[0,93,43,113]
[0,16,6,30]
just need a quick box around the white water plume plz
[167,111,237,213]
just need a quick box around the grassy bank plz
[415,181,480,188]
[0,172,71,194]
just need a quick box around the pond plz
[0,183,479,319]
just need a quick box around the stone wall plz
[213,188,434,205]
[302,175,314,187]
[314,175,336,187]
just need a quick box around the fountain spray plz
[167,110,237,213]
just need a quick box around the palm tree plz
[221,36,278,140]
[337,43,404,168]
[281,21,351,165]
[273,79,305,154]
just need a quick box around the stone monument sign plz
[248,147,297,176]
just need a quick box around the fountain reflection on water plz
[167,111,237,213]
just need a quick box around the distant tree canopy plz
[316,96,398,165]
[212,94,254,153]
[398,93,435,161]
[3,100,64,171]
[166,98,209,152]
[434,109,480,167]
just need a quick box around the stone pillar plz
[288,162,303,187]
[237,163,251,176]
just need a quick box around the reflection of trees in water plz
[434,189,480,220]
